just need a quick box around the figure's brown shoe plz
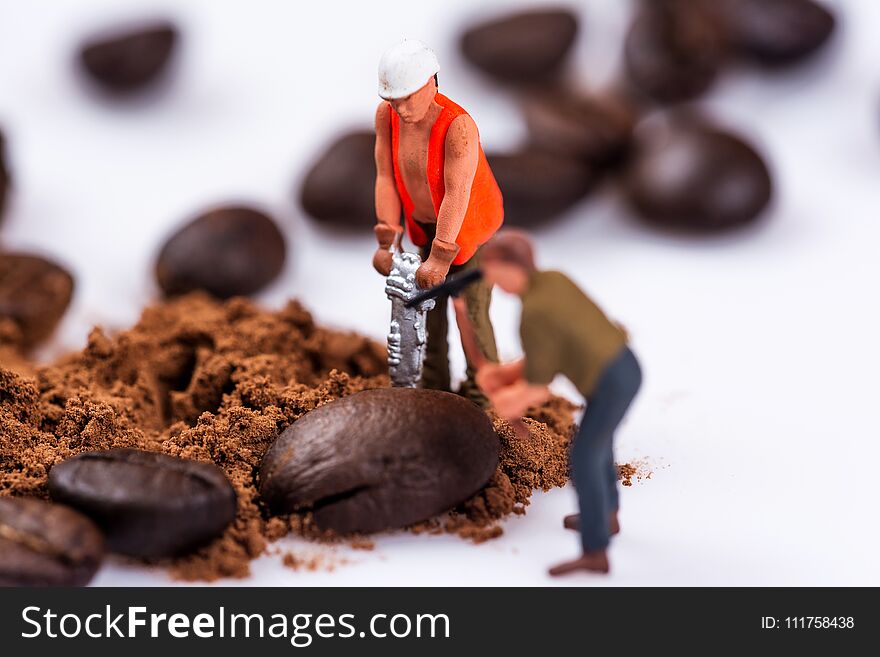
[549,550,610,576]
[608,511,620,536]
[562,512,620,536]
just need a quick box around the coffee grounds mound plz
[0,293,583,581]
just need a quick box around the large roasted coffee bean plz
[624,0,727,103]
[0,497,104,586]
[0,253,74,350]
[156,206,286,299]
[461,9,578,83]
[719,0,835,67]
[623,118,772,230]
[79,21,178,94]
[521,90,638,166]
[300,131,375,229]
[259,388,500,534]
[48,449,237,558]
[488,150,596,226]
[0,129,9,223]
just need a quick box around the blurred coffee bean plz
[624,0,727,103]
[522,90,638,167]
[156,206,286,299]
[623,118,772,230]
[0,496,104,587]
[49,449,237,558]
[0,253,74,350]
[488,150,596,226]
[461,9,578,83]
[719,0,835,67]
[260,388,499,534]
[300,131,375,229]
[79,21,178,94]
[0,129,9,223]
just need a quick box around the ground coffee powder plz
[0,293,585,581]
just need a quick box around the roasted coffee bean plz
[522,90,638,167]
[488,149,596,226]
[461,9,578,83]
[0,497,104,586]
[300,131,375,229]
[623,118,772,230]
[719,0,835,67]
[259,388,499,534]
[0,253,74,350]
[79,21,178,94]
[0,129,9,223]
[156,206,286,299]
[624,0,727,103]
[49,449,237,558]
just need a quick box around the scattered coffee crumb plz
[617,459,653,487]
[281,551,344,572]
[445,517,504,544]
[349,538,375,551]
[407,518,445,536]
[618,463,637,486]
[0,293,577,581]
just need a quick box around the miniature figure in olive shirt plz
[474,232,642,576]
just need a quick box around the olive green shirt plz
[520,270,626,398]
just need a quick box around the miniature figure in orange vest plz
[372,39,503,404]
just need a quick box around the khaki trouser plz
[416,222,498,406]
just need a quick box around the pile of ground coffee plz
[617,460,653,487]
[0,293,579,581]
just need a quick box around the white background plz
[1,0,879,586]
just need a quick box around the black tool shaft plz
[404,268,484,308]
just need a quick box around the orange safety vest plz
[389,94,504,265]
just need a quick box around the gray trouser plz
[570,346,642,552]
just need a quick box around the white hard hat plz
[378,39,440,100]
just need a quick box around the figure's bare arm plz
[374,102,401,230]
[475,359,525,395]
[415,115,479,288]
[372,103,402,275]
[435,115,479,244]
[490,379,552,422]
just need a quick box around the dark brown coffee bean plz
[156,206,286,299]
[461,9,578,83]
[0,496,104,586]
[0,253,74,350]
[259,388,499,534]
[719,0,835,67]
[300,131,375,229]
[0,129,9,223]
[623,117,772,230]
[488,149,596,226]
[624,0,727,103]
[48,449,237,558]
[79,21,178,94]
[521,90,638,167]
